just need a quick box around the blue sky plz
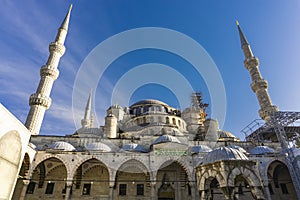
[1,1,300,139]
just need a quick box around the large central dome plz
[130,99,169,107]
[121,99,186,134]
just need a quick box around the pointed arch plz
[155,159,192,182]
[267,160,297,198]
[114,159,151,198]
[198,170,225,191]
[113,158,151,183]
[156,160,192,200]
[72,158,110,197]
[26,157,68,199]
[70,155,111,178]
[228,167,262,187]
[31,154,68,174]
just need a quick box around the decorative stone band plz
[251,79,268,92]
[29,93,52,109]
[49,42,66,56]
[259,105,279,121]
[40,65,59,79]
[154,149,188,156]
[244,57,259,70]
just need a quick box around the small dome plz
[49,141,76,151]
[227,145,247,154]
[191,145,212,154]
[120,143,147,153]
[153,135,181,145]
[108,103,122,110]
[86,142,111,152]
[202,147,248,165]
[249,146,275,155]
[218,131,240,141]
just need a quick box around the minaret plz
[81,90,94,128]
[25,5,72,134]
[236,21,278,121]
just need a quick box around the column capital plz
[66,181,73,187]
[22,180,30,185]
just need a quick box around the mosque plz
[1,5,300,200]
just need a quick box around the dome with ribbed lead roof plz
[86,142,111,152]
[49,141,76,151]
[120,143,147,153]
[249,146,275,155]
[153,135,181,145]
[130,99,169,107]
[191,145,212,154]
[227,145,247,154]
[202,146,248,165]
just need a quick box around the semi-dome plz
[202,146,248,165]
[86,142,111,152]
[130,99,169,107]
[227,145,247,154]
[249,146,275,155]
[153,135,181,145]
[191,145,212,154]
[120,143,147,153]
[49,141,76,151]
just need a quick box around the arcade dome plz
[191,145,212,154]
[49,141,76,151]
[120,143,147,153]
[153,135,181,145]
[249,146,275,155]
[202,146,248,165]
[86,142,111,152]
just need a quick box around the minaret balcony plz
[251,79,268,92]
[29,93,52,108]
[40,65,59,79]
[49,42,66,55]
[259,105,279,121]
[244,57,259,70]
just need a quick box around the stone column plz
[19,180,30,200]
[177,184,181,200]
[221,186,235,200]
[264,185,272,200]
[200,190,206,200]
[108,181,115,200]
[151,182,157,200]
[109,186,114,200]
[254,186,267,200]
[190,183,196,200]
[64,181,73,200]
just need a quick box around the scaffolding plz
[242,111,300,199]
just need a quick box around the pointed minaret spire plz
[236,20,249,47]
[25,6,72,135]
[81,90,93,128]
[60,5,72,31]
[236,21,278,121]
